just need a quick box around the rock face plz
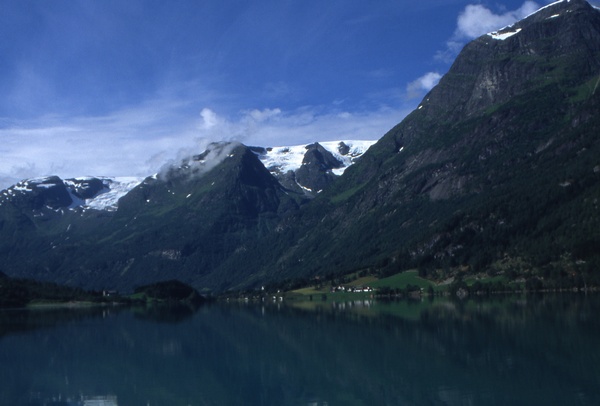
[294,143,343,194]
[358,0,600,200]
[65,178,107,200]
[241,0,600,286]
[2,176,75,211]
[420,0,600,120]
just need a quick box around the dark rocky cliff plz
[244,0,600,287]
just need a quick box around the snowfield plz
[84,177,145,211]
[257,140,376,176]
[0,140,376,211]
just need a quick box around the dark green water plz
[1,294,599,405]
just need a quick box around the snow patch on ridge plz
[488,28,522,40]
[532,0,570,17]
[0,176,143,212]
[257,140,376,176]
[1,141,374,211]
[486,0,575,41]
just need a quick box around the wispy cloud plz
[0,99,200,188]
[436,1,542,62]
[0,101,412,189]
[454,2,540,40]
[196,105,411,149]
[9,1,562,189]
[406,72,442,99]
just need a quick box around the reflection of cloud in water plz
[28,394,118,406]
[83,395,118,406]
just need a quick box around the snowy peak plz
[0,176,74,211]
[486,0,596,41]
[256,140,374,176]
[0,140,373,212]
[155,140,375,198]
[254,140,376,195]
[414,0,600,124]
[0,176,143,213]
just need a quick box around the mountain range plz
[0,140,375,291]
[1,0,599,293]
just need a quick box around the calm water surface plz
[1,294,599,405]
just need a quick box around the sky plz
[0,0,588,188]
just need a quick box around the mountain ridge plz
[232,0,600,289]
[0,140,375,211]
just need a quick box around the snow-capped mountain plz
[256,140,375,177]
[76,177,145,210]
[254,140,376,195]
[0,140,375,212]
[0,176,144,212]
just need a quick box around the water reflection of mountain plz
[1,294,599,405]
[0,302,201,339]
[26,394,117,406]
[0,307,116,339]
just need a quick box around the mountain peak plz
[286,0,600,286]
[487,0,597,40]
[255,140,375,196]
[0,176,143,213]
[406,0,600,128]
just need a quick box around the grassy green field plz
[285,268,530,304]
[290,287,326,296]
[288,270,438,301]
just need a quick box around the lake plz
[1,294,599,405]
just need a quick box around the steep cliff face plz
[292,143,343,194]
[363,0,600,190]
[246,0,600,286]
[420,0,600,121]
[342,0,600,204]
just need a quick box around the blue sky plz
[0,0,580,187]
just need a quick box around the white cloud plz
[246,108,282,123]
[0,101,414,190]
[0,100,201,189]
[200,108,219,129]
[436,1,542,62]
[406,72,442,99]
[194,105,411,149]
[454,1,540,40]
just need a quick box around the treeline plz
[0,271,105,308]
[448,275,598,298]
[133,280,206,305]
